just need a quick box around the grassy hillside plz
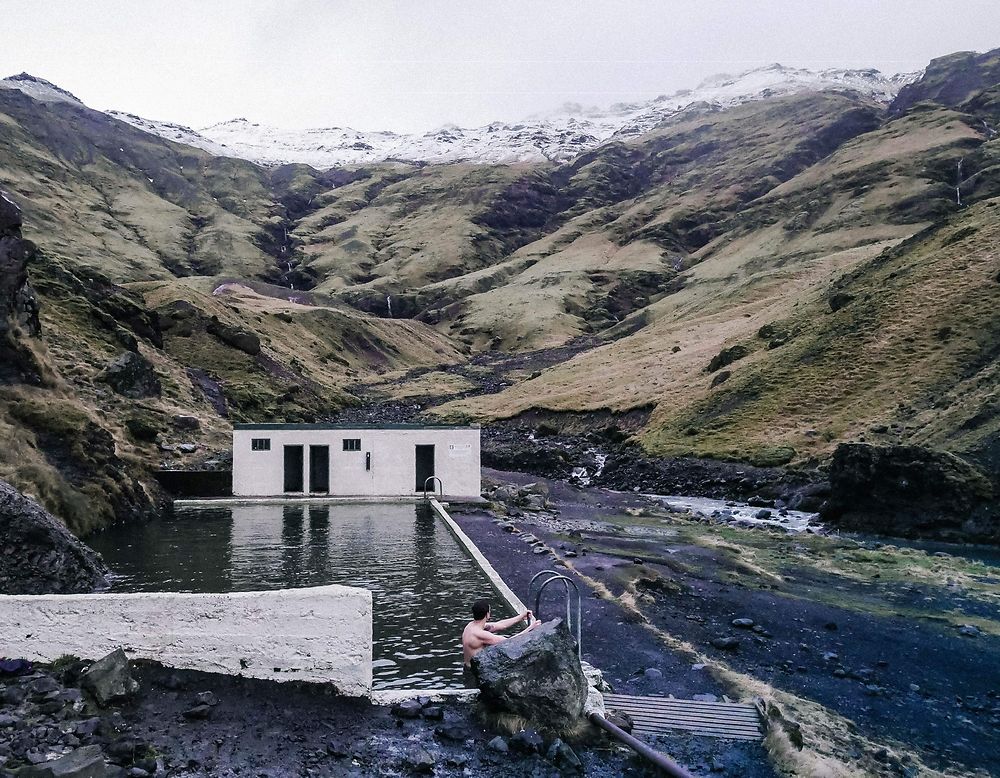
[0,90,464,532]
[436,97,1000,470]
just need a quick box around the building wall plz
[0,585,373,695]
[232,426,481,498]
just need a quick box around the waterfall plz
[956,158,963,206]
[386,295,393,318]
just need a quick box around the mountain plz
[0,49,997,540]
[97,64,920,167]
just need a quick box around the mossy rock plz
[747,446,797,467]
[707,344,751,373]
[125,415,161,443]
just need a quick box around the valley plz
[1,52,998,540]
[1,42,999,778]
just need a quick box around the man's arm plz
[486,610,533,632]
[475,627,509,646]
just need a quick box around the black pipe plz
[589,713,695,778]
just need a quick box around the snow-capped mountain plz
[4,65,920,169]
[0,73,84,106]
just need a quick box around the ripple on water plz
[88,502,513,689]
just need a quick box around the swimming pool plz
[88,501,513,689]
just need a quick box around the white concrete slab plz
[0,585,373,696]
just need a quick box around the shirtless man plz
[462,598,539,674]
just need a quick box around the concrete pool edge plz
[429,498,526,614]
[174,496,430,507]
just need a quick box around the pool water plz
[88,502,513,689]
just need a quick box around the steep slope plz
[0,89,466,534]
[438,90,1000,471]
[890,47,1000,116]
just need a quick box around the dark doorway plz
[309,445,329,493]
[415,445,435,492]
[283,445,304,492]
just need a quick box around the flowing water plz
[88,501,513,689]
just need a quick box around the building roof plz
[233,423,480,431]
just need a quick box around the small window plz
[251,438,271,451]
[342,438,361,451]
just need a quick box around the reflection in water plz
[88,502,511,689]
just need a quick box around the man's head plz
[471,598,491,621]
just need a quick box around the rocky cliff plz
[0,192,43,383]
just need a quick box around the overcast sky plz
[3,1,999,133]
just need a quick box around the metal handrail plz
[422,476,443,499]
[527,570,569,624]
[535,574,582,660]
[527,569,565,603]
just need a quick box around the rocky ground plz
[4,471,998,777]
[0,655,665,777]
[454,470,1000,777]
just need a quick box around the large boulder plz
[0,478,108,594]
[97,350,161,398]
[207,318,260,356]
[823,443,998,543]
[471,618,588,731]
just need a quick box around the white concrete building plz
[232,424,481,498]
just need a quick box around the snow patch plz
[109,65,920,168]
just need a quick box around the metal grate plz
[604,694,764,741]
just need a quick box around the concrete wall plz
[232,425,481,498]
[0,585,373,696]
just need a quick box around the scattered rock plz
[16,745,109,777]
[171,415,201,431]
[181,704,212,720]
[509,728,544,754]
[710,637,740,651]
[829,292,855,311]
[643,667,663,680]
[731,618,755,629]
[434,723,468,742]
[97,351,161,398]
[421,704,443,720]
[206,318,260,355]
[958,624,981,638]
[546,738,583,773]
[486,735,509,754]
[607,709,634,733]
[193,691,218,707]
[80,649,139,707]
[391,699,424,719]
[403,746,435,773]
[693,693,719,703]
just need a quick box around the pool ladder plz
[422,476,443,498]
[527,569,582,659]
